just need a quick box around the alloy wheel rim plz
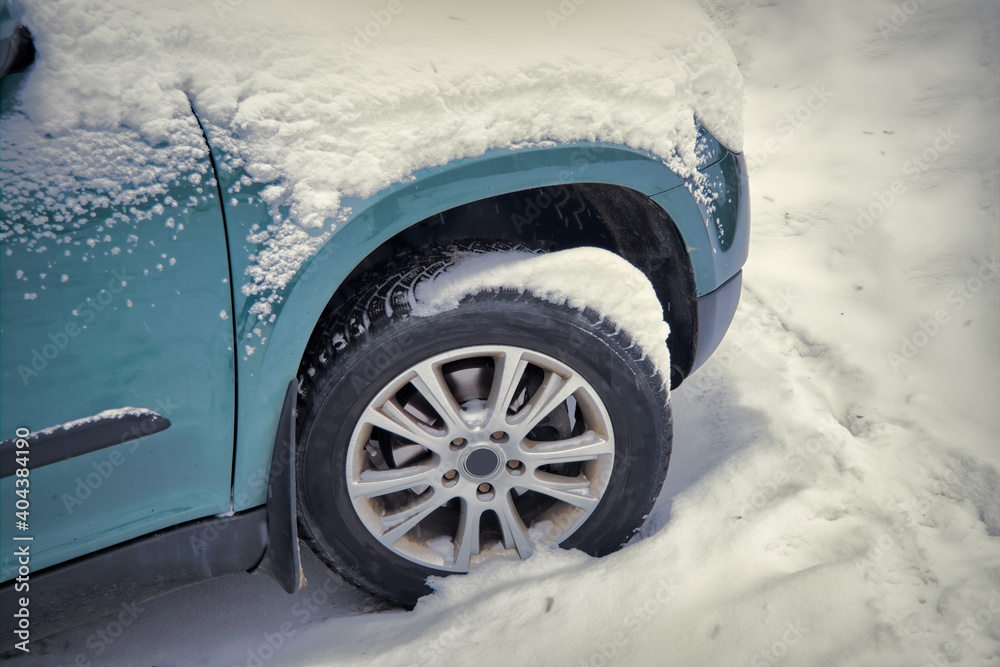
[344,344,615,571]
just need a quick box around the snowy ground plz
[15,0,999,665]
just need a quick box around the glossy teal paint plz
[0,140,236,579]
[651,151,750,296]
[210,140,735,510]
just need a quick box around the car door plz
[0,67,237,579]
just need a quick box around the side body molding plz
[0,409,170,478]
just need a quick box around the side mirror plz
[0,0,34,79]
[0,23,33,78]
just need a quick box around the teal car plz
[0,7,747,650]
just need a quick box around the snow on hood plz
[3,0,742,294]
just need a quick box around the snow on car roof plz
[2,0,742,296]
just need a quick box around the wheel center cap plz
[463,447,501,478]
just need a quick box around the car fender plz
[211,141,720,510]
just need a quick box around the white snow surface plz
[412,247,672,382]
[5,0,743,297]
[15,1,1000,667]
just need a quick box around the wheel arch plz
[309,182,701,387]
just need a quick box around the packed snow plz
[412,247,672,381]
[11,0,1000,666]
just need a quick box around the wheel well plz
[305,183,698,387]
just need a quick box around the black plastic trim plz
[690,270,743,375]
[0,410,170,478]
[374,183,699,389]
[252,379,305,594]
[0,508,267,653]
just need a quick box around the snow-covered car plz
[0,0,747,649]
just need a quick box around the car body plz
[0,1,747,649]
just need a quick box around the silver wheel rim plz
[345,344,615,572]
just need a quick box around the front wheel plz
[296,247,672,605]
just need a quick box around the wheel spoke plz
[348,461,439,499]
[410,362,465,433]
[521,430,614,466]
[377,491,449,546]
[485,348,529,430]
[452,500,484,571]
[522,470,600,511]
[364,399,448,453]
[508,370,584,436]
[496,493,534,559]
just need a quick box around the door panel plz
[0,90,236,578]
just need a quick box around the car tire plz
[296,243,672,605]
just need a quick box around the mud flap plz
[253,379,306,593]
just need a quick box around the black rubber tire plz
[296,243,672,606]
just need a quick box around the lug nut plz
[476,482,496,501]
[507,460,520,469]
[444,470,457,480]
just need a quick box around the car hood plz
[3,0,743,293]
